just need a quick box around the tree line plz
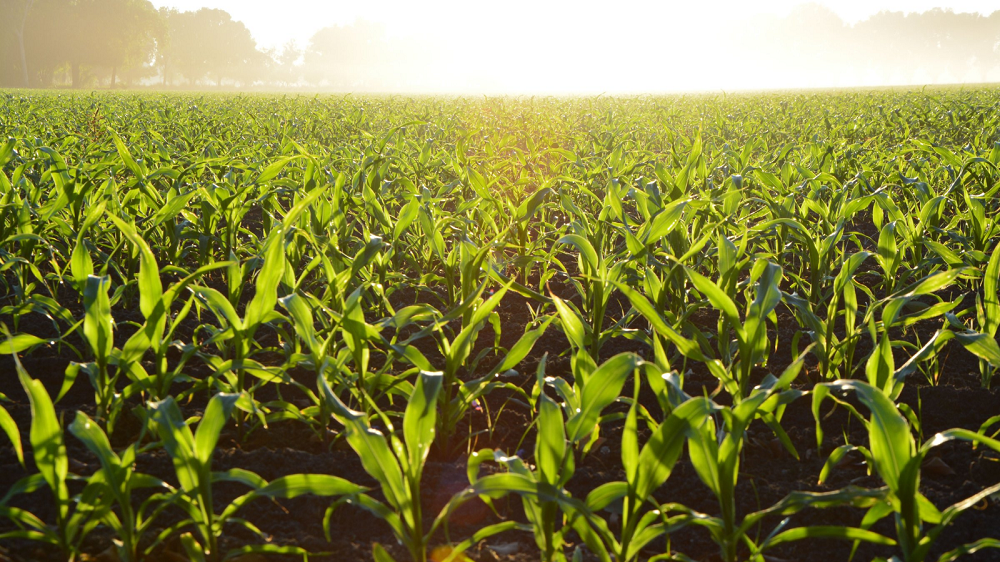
[739,5,1000,88]
[3,1,1000,90]
[0,0,283,88]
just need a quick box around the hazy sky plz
[150,0,999,50]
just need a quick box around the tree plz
[160,8,263,87]
[0,0,37,87]
[304,21,397,90]
[65,0,160,87]
[275,40,302,86]
[12,0,33,87]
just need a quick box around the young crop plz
[974,241,1000,387]
[400,280,551,455]
[669,348,894,562]
[813,380,1000,562]
[536,352,640,453]
[571,385,719,562]
[0,356,110,562]
[188,188,325,418]
[685,259,784,398]
[554,225,626,358]
[5,89,1000,562]
[151,393,361,562]
[320,370,506,562]
[69,411,175,562]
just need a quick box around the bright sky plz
[150,0,999,51]
[149,0,1000,92]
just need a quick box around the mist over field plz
[3,0,1000,92]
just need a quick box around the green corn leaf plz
[17,359,68,504]
[687,268,741,326]
[830,381,914,492]
[891,268,967,301]
[924,240,964,267]
[110,130,146,180]
[585,481,629,512]
[150,397,199,492]
[0,405,22,466]
[0,333,49,355]
[68,411,118,473]
[643,198,688,244]
[634,397,714,500]
[984,242,1000,337]
[0,138,14,166]
[319,375,407,511]
[70,239,94,289]
[448,284,510,364]
[245,232,286,330]
[865,334,894,395]
[403,371,443,472]
[565,353,638,444]
[282,184,328,228]
[373,543,398,562]
[764,526,895,548]
[108,215,162,318]
[254,473,365,499]
[224,544,311,560]
[190,286,244,332]
[490,317,554,375]
[83,275,113,361]
[179,532,207,562]
[536,393,568,486]
[552,294,587,351]
[150,191,197,228]
[953,331,1000,368]
[621,398,639,483]
[937,538,1000,562]
[516,187,552,221]
[194,393,240,464]
[221,473,366,523]
[256,155,306,184]
[558,234,599,273]
[350,235,385,281]
[393,197,420,239]
[279,293,319,357]
[614,282,707,361]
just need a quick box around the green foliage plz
[2,89,1000,562]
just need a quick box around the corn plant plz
[0,356,111,562]
[187,188,324,422]
[569,385,720,562]
[974,241,1000,387]
[813,380,1000,562]
[685,259,784,398]
[151,392,363,562]
[105,215,232,402]
[455,352,608,562]
[555,225,627,358]
[68,411,175,562]
[536,351,640,453]
[614,282,727,394]
[416,280,550,454]
[320,370,504,562]
[674,348,894,562]
[860,268,966,399]
[781,251,871,380]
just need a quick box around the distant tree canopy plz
[0,0,161,88]
[741,5,1000,87]
[3,3,1000,89]
[160,8,266,86]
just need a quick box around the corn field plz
[1,88,1000,562]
